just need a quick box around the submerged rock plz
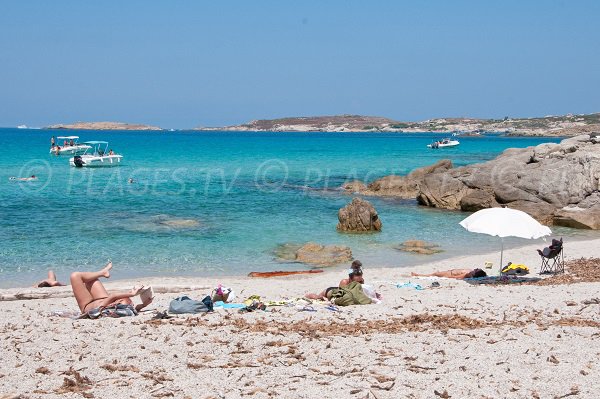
[395,240,443,255]
[416,134,600,228]
[337,197,382,232]
[273,242,353,266]
[118,214,202,233]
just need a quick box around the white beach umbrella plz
[459,207,552,273]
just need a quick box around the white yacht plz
[50,136,91,155]
[69,141,123,167]
[427,138,460,149]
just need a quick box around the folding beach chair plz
[537,238,565,274]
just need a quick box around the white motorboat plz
[50,136,91,155]
[69,141,123,167]
[427,138,460,148]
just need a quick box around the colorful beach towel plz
[464,276,541,285]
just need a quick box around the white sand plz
[1,238,600,398]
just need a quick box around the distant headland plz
[196,112,600,137]
[42,112,600,136]
[45,121,162,131]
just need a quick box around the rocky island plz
[345,134,600,229]
[198,112,600,136]
[46,121,162,130]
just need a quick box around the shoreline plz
[3,236,599,298]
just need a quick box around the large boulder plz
[553,192,600,229]
[416,135,600,228]
[337,197,382,232]
[342,159,453,198]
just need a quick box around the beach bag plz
[211,285,235,303]
[326,282,372,306]
[169,295,213,314]
[501,263,529,276]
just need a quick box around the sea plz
[0,128,597,288]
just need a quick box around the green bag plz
[326,282,372,306]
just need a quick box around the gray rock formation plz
[273,242,353,266]
[417,135,600,228]
[342,159,453,198]
[337,198,382,232]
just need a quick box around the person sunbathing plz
[305,260,370,300]
[35,270,66,288]
[411,268,487,279]
[70,261,153,315]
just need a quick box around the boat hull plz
[427,140,460,148]
[69,155,123,167]
[51,145,91,155]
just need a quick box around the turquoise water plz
[0,129,595,288]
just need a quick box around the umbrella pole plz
[499,238,504,275]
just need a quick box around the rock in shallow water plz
[395,240,443,255]
[337,197,382,232]
[273,242,353,266]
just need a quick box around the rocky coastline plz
[344,134,600,229]
[197,112,600,137]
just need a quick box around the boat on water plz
[69,141,123,167]
[17,124,28,129]
[427,138,460,149]
[50,136,91,155]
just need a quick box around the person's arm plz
[99,287,144,308]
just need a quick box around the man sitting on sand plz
[306,260,379,300]
[35,270,66,288]
[411,268,487,279]
[70,261,153,316]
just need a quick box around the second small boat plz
[69,141,123,167]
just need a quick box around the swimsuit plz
[83,297,107,312]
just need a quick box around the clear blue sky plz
[1,0,599,128]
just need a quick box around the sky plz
[1,0,599,128]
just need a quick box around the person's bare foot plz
[101,261,113,278]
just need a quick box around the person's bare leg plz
[70,262,113,312]
[75,261,112,283]
[46,270,65,286]
[305,289,327,300]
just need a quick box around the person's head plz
[465,268,487,278]
[348,260,364,282]
[31,175,36,178]
[37,281,51,288]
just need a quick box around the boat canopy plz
[83,141,109,145]
[57,136,80,140]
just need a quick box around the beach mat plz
[465,276,541,285]
[248,270,323,278]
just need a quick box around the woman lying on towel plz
[411,268,487,279]
[71,261,153,318]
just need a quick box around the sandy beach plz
[1,238,600,399]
